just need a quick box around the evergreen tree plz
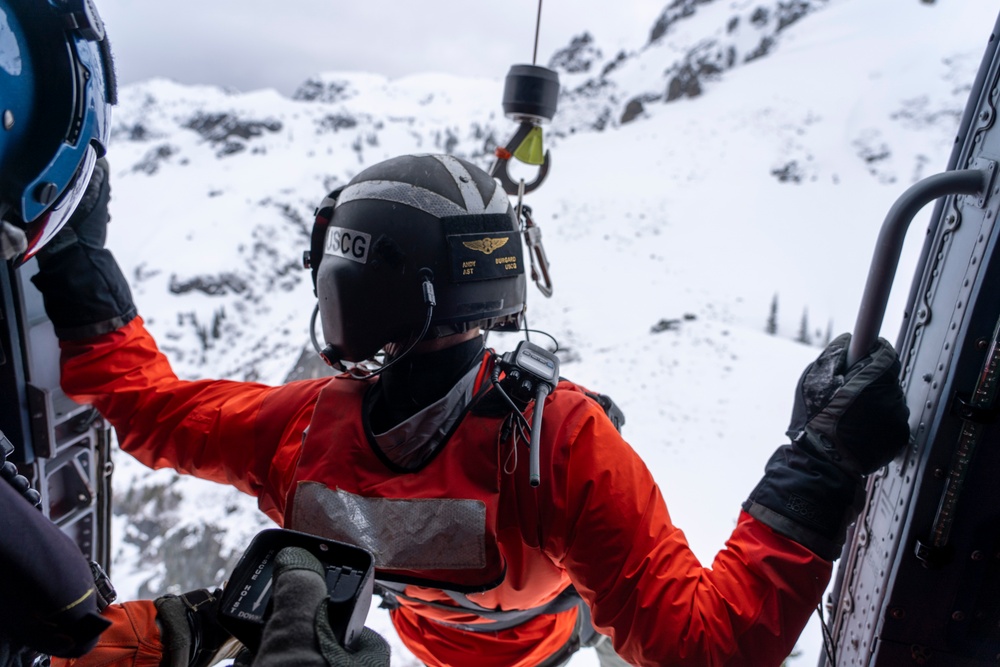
[766,293,779,335]
[796,308,811,345]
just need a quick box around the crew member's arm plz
[55,318,323,519]
[0,479,110,659]
[541,402,826,666]
[30,159,320,520]
[544,334,909,666]
[53,589,232,667]
[50,600,163,667]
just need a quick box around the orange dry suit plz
[56,318,831,667]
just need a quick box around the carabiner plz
[518,204,553,298]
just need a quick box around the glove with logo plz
[154,588,230,667]
[30,157,136,340]
[744,334,910,560]
[233,547,390,667]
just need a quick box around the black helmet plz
[312,154,526,366]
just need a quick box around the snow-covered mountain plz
[98,1,997,664]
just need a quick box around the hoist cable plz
[532,0,543,65]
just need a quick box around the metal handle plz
[847,169,989,367]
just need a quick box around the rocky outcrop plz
[553,0,829,135]
[549,32,604,74]
[184,112,283,157]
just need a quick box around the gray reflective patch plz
[337,180,467,218]
[483,182,512,214]
[337,169,510,218]
[432,155,487,212]
[427,155,511,214]
[290,482,487,570]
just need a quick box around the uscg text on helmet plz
[325,226,371,264]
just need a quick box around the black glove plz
[154,588,231,667]
[30,157,136,340]
[234,547,390,667]
[744,334,910,560]
[786,333,910,475]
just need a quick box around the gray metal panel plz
[1,259,114,570]
[825,10,1000,665]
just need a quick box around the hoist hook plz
[490,121,552,196]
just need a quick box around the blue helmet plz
[0,0,115,262]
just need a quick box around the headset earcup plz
[309,213,330,294]
[308,187,343,294]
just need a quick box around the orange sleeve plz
[58,317,326,520]
[51,600,163,667]
[543,399,831,667]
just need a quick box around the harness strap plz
[376,582,584,633]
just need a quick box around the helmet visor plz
[17,144,97,264]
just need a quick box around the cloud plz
[97,0,664,95]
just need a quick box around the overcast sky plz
[98,1,667,96]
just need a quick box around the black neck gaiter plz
[371,335,485,432]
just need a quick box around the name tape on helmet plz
[447,232,523,282]
[324,226,371,264]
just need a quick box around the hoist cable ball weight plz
[502,65,560,124]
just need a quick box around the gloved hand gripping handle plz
[744,334,910,560]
